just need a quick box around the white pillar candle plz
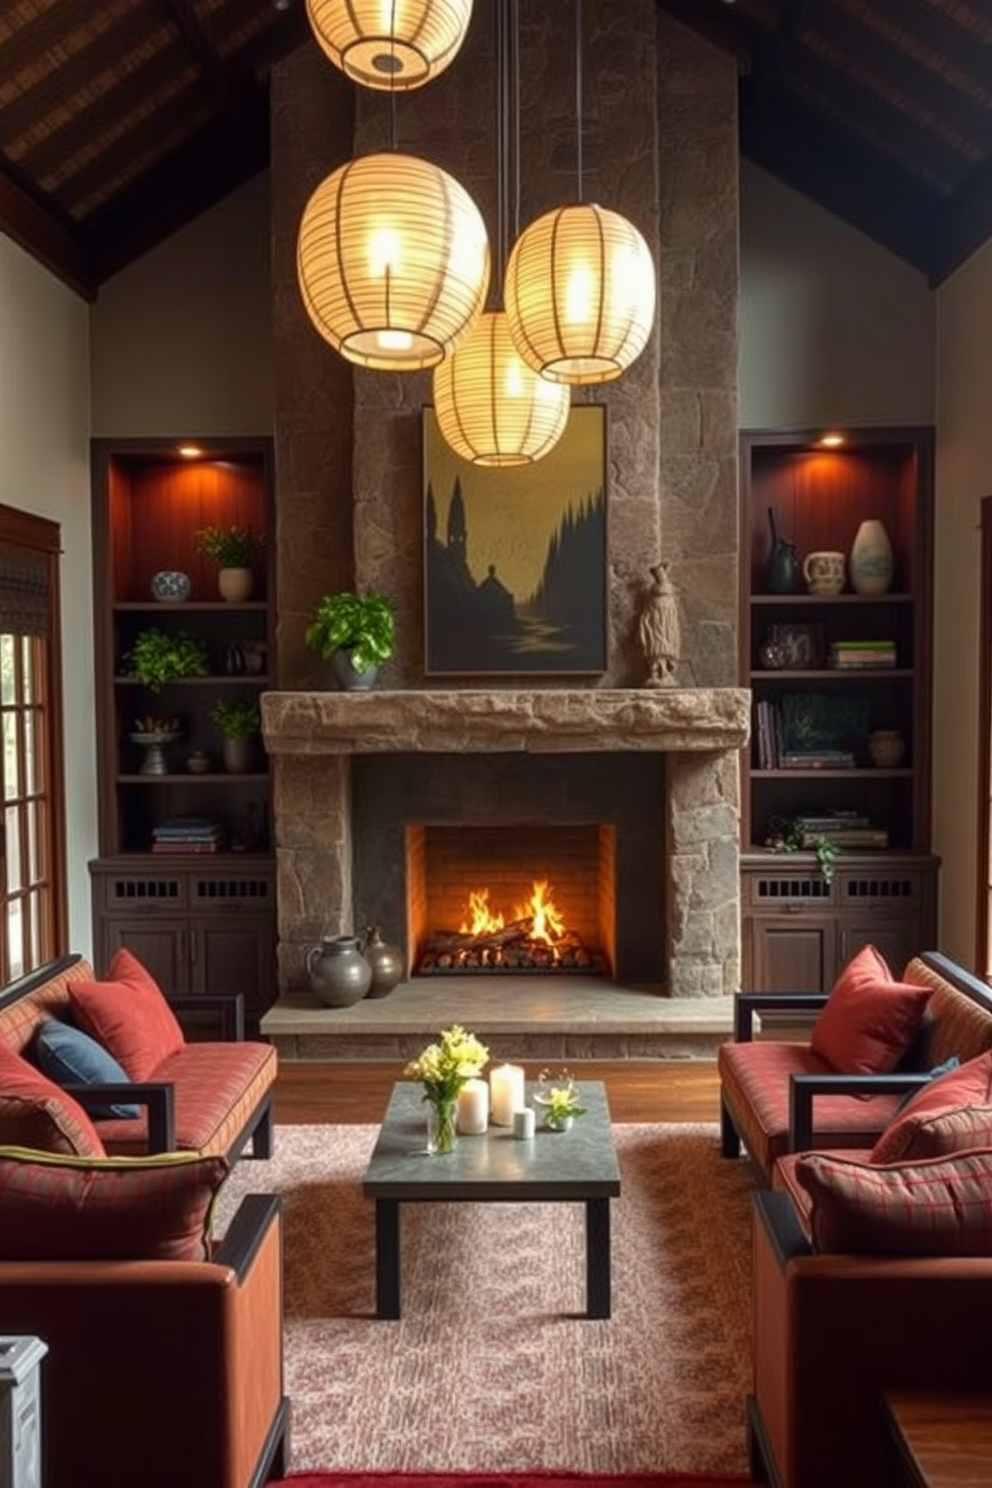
[489,1063,525,1126]
[457,1077,489,1134]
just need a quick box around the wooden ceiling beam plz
[0,10,179,147]
[160,0,228,83]
[740,84,936,275]
[83,86,269,286]
[0,165,94,299]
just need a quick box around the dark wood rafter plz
[1,0,992,290]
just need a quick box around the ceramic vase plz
[218,566,253,602]
[849,519,893,596]
[331,650,378,691]
[362,925,404,998]
[304,934,372,1007]
[221,736,253,774]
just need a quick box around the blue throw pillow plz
[33,1019,140,1120]
[894,1055,961,1114]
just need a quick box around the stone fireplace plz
[263,3,744,1037]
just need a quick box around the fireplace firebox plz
[352,751,665,985]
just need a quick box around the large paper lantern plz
[298,151,490,371]
[432,311,570,466]
[306,0,474,91]
[504,202,656,384]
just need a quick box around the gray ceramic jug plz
[305,934,372,1007]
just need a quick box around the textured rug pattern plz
[216,1124,754,1476]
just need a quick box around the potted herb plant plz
[304,588,396,690]
[534,1070,588,1132]
[210,698,261,774]
[123,629,210,692]
[193,525,265,602]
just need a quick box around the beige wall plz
[89,175,274,438]
[0,235,94,953]
[739,162,935,429]
[932,239,992,963]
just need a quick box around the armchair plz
[749,1188,992,1488]
[0,1192,289,1488]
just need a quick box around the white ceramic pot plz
[849,519,893,596]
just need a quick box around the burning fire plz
[459,880,565,950]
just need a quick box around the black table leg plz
[375,1198,401,1319]
[585,1197,611,1319]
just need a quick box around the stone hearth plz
[261,688,748,1059]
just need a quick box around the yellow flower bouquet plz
[404,1024,489,1153]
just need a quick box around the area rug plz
[269,1474,750,1487]
[215,1124,754,1478]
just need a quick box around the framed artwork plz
[423,404,608,676]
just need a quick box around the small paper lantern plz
[306,0,474,91]
[432,310,570,466]
[505,202,656,384]
[297,151,490,371]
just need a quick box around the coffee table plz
[362,1079,621,1320]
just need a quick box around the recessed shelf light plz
[819,433,845,447]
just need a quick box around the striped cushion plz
[0,1041,105,1156]
[0,1145,229,1261]
[97,1041,277,1157]
[69,949,184,1081]
[871,1049,992,1163]
[795,1148,992,1255]
[0,958,95,1054]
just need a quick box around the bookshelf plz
[739,428,940,993]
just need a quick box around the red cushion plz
[870,1049,992,1163]
[796,1147,992,1256]
[810,943,932,1074]
[0,1042,105,1156]
[0,1146,228,1261]
[68,949,184,1081]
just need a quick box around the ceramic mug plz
[802,550,846,595]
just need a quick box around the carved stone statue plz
[639,561,681,687]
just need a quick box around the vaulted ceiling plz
[1,0,989,301]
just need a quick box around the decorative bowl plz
[151,570,191,603]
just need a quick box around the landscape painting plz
[423,405,607,675]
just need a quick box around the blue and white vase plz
[849,519,893,596]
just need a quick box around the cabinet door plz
[191,920,275,1021]
[748,916,837,992]
[101,917,190,993]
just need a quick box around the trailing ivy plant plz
[764,815,840,885]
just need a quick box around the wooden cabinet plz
[739,428,939,991]
[88,438,277,1022]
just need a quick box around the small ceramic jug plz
[766,507,801,594]
[802,550,846,595]
[304,934,372,1007]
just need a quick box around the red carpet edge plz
[270,1473,751,1487]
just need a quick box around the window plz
[0,504,68,980]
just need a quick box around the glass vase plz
[425,1097,458,1155]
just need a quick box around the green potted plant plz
[304,588,396,689]
[123,629,209,692]
[534,1070,588,1131]
[210,697,261,774]
[193,525,265,602]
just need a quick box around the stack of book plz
[780,748,857,770]
[151,816,227,854]
[829,639,897,669]
[794,811,890,849]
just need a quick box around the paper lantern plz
[505,202,656,384]
[432,310,570,465]
[298,151,490,371]
[306,0,474,91]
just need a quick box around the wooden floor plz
[273,1059,722,1124]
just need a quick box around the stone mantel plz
[261,689,751,757]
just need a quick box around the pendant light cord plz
[493,0,511,301]
[575,0,584,203]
